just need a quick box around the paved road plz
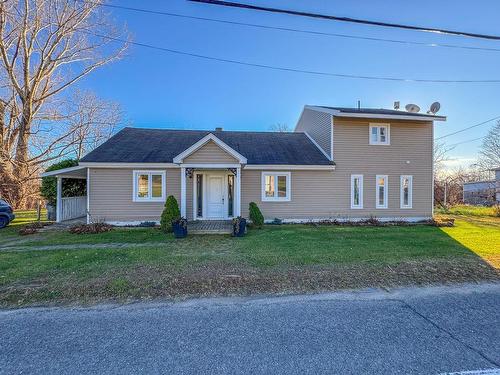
[1,283,500,375]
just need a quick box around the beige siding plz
[89,168,180,222]
[295,108,332,158]
[184,140,238,163]
[241,118,433,220]
[89,118,433,222]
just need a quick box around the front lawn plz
[0,211,498,307]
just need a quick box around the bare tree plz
[0,0,128,207]
[269,123,291,132]
[433,141,453,176]
[478,120,500,170]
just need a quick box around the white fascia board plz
[173,133,248,164]
[244,164,335,170]
[40,165,87,177]
[79,162,178,168]
[304,132,331,161]
[305,105,446,122]
[181,163,241,168]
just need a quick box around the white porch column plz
[56,176,62,222]
[235,166,241,217]
[86,168,90,224]
[180,167,186,218]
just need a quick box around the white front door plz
[207,175,225,218]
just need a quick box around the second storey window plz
[376,175,388,209]
[350,174,363,209]
[262,172,291,202]
[369,124,390,145]
[400,175,413,209]
[133,171,166,202]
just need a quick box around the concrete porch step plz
[188,220,232,235]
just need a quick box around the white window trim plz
[133,170,166,202]
[376,175,388,209]
[261,172,291,202]
[350,174,363,209]
[369,123,390,145]
[400,175,413,209]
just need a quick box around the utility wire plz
[436,116,500,139]
[82,31,500,83]
[85,1,500,53]
[447,136,485,147]
[189,0,500,41]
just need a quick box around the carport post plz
[56,176,62,222]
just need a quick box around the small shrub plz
[69,222,114,234]
[363,215,381,226]
[160,195,181,233]
[249,202,264,228]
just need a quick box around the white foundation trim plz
[106,221,161,226]
[265,216,432,224]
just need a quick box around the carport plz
[40,166,88,223]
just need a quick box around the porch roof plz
[40,165,87,179]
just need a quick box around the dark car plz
[0,199,15,228]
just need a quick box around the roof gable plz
[173,133,247,164]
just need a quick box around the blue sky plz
[79,0,500,169]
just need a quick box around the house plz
[41,105,446,224]
[463,167,500,205]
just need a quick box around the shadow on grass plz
[437,216,500,270]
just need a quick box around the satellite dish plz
[428,101,441,114]
[405,104,421,113]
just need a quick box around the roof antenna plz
[357,100,361,110]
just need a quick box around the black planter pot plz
[172,222,187,238]
[233,218,246,237]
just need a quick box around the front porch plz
[181,165,242,221]
[40,166,88,223]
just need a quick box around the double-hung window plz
[369,124,390,145]
[400,175,413,209]
[133,171,166,202]
[376,175,388,209]
[350,175,363,209]
[262,172,291,202]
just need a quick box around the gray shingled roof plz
[80,128,332,165]
[317,106,444,119]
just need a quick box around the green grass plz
[1,210,498,307]
[435,204,500,217]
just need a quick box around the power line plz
[82,32,500,83]
[84,1,500,53]
[447,136,485,147]
[436,116,500,139]
[189,0,500,41]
